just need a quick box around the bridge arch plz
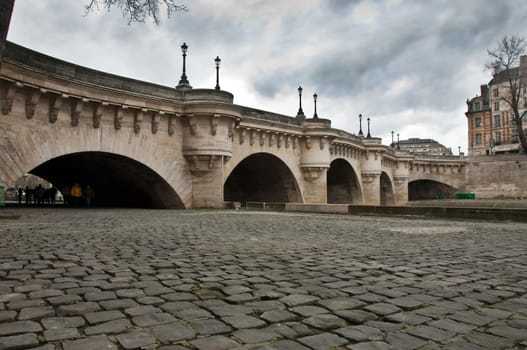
[408,179,458,200]
[30,152,184,208]
[380,171,395,206]
[327,158,363,204]
[224,152,302,204]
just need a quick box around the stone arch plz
[380,171,395,206]
[408,179,458,200]
[30,152,184,208]
[327,158,363,204]
[0,117,192,208]
[224,152,302,204]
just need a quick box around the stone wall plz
[464,154,527,198]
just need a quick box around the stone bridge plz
[0,42,466,208]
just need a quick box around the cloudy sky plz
[8,0,527,153]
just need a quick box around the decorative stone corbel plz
[361,172,380,184]
[239,129,246,145]
[269,133,274,147]
[210,114,219,136]
[305,136,312,150]
[168,114,176,136]
[70,99,83,126]
[250,130,257,146]
[301,167,326,182]
[187,115,197,135]
[277,134,283,148]
[260,131,265,146]
[228,120,235,139]
[285,135,290,149]
[25,89,41,119]
[293,136,298,150]
[49,94,64,123]
[184,154,219,177]
[1,82,19,115]
[394,176,408,185]
[93,103,105,128]
[134,110,144,134]
[114,105,126,130]
[320,136,327,150]
[152,112,160,134]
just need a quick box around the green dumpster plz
[455,193,464,199]
[0,184,4,207]
[465,193,476,199]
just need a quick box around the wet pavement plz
[0,208,526,350]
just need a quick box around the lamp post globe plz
[214,56,221,90]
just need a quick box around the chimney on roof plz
[493,63,502,76]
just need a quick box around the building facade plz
[466,55,527,156]
[394,138,453,156]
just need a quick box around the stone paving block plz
[279,294,319,307]
[84,310,125,324]
[508,318,527,328]
[298,332,348,350]
[47,294,82,306]
[57,302,100,316]
[29,344,56,350]
[462,331,515,349]
[7,299,46,310]
[84,291,116,301]
[290,305,328,317]
[272,339,311,350]
[232,328,279,343]
[443,341,486,350]
[150,321,196,343]
[335,309,378,323]
[175,307,213,320]
[385,312,431,325]
[29,289,63,299]
[62,334,117,350]
[487,325,527,340]
[41,316,85,329]
[190,335,239,350]
[162,292,198,301]
[246,300,285,312]
[449,311,495,326]
[123,305,161,316]
[18,306,54,320]
[317,297,366,311]
[261,309,297,323]
[0,333,39,349]
[222,314,267,329]
[387,296,426,310]
[207,304,252,317]
[0,293,25,303]
[0,310,16,322]
[0,320,42,335]
[408,325,455,342]
[85,318,132,335]
[428,319,476,334]
[302,313,346,330]
[363,302,401,316]
[336,324,385,342]
[43,327,81,341]
[99,298,139,310]
[116,329,157,350]
[347,341,395,350]
[132,311,177,327]
[385,332,427,350]
[189,318,233,335]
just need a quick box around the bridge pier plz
[361,172,381,205]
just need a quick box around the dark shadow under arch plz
[30,152,184,208]
[327,159,362,204]
[409,179,458,200]
[224,153,301,204]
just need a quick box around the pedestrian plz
[84,185,95,208]
[35,184,44,206]
[17,187,23,205]
[70,183,82,207]
[25,186,31,205]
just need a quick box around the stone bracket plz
[49,94,65,123]
[70,99,83,126]
[25,89,41,119]
[361,172,381,184]
[152,111,161,134]
[93,103,105,128]
[115,105,127,130]
[301,166,327,182]
[168,115,176,136]
[134,109,144,134]
[1,82,19,115]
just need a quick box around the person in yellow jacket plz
[70,183,82,207]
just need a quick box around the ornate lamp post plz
[313,93,318,119]
[397,133,400,149]
[177,42,191,88]
[296,86,305,118]
[366,117,371,138]
[214,56,221,90]
[358,114,363,136]
[391,131,394,147]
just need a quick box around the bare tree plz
[487,35,527,154]
[85,0,187,25]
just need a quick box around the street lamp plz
[366,117,371,138]
[391,131,394,147]
[177,42,191,88]
[358,114,363,136]
[313,93,318,119]
[214,56,221,90]
[397,133,400,149]
[296,86,305,118]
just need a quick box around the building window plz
[493,88,499,97]
[494,115,501,127]
[494,101,500,111]
[495,131,502,144]
[475,117,482,127]
[474,102,480,111]
[476,134,482,144]
[512,130,518,143]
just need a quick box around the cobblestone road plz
[0,209,526,350]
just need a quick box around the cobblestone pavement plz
[1,209,526,350]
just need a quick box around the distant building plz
[466,55,527,156]
[394,138,453,156]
